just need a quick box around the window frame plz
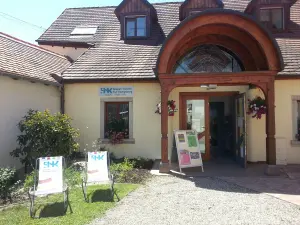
[105,102,130,139]
[291,96,300,145]
[124,15,147,39]
[259,7,284,31]
[100,98,134,144]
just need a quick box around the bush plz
[110,158,135,183]
[23,170,37,191]
[110,158,152,183]
[0,168,19,203]
[65,166,83,188]
[11,109,80,171]
[129,157,154,170]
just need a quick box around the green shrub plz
[110,158,135,183]
[23,170,37,191]
[10,109,80,171]
[0,168,19,203]
[129,157,154,170]
[65,166,82,188]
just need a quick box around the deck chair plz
[28,156,72,218]
[81,151,119,202]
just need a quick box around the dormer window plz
[115,0,157,40]
[125,16,146,38]
[260,8,284,30]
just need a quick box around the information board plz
[174,130,204,173]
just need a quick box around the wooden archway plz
[157,10,283,173]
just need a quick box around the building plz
[0,33,70,168]
[7,0,300,173]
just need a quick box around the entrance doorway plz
[180,92,247,167]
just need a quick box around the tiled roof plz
[37,1,300,79]
[0,33,71,85]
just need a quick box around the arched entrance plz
[156,9,283,173]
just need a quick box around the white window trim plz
[99,97,135,144]
[259,7,285,30]
[291,96,300,145]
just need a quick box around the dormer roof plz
[114,0,157,21]
[179,0,224,20]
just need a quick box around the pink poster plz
[180,150,191,165]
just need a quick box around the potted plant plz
[105,117,129,145]
[167,100,178,116]
[247,96,267,119]
[155,100,178,116]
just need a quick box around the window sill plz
[291,140,300,146]
[99,138,135,144]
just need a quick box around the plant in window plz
[105,117,129,145]
[155,100,178,116]
[247,96,267,119]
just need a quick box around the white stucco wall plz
[64,81,300,165]
[0,76,60,168]
[39,45,88,61]
[275,80,300,164]
[246,88,266,162]
[64,83,162,159]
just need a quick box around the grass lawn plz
[0,184,139,225]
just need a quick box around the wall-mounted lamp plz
[200,84,218,90]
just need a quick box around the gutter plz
[275,75,300,80]
[0,70,61,87]
[50,73,65,113]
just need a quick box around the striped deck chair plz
[28,156,72,218]
[81,151,119,202]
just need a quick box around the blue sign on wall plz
[99,86,134,97]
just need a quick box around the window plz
[105,102,129,138]
[173,44,243,74]
[70,25,98,37]
[296,100,300,140]
[125,16,146,38]
[292,96,300,143]
[260,8,284,30]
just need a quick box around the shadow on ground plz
[153,160,300,205]
[39,202,66,218]
[89,189,114,203]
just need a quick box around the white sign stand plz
[174,130,204,173]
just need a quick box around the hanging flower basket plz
[155,100,178,116]
[247,96,267,119]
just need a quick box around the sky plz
[0,0,182,44]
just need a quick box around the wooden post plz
[159,86,172,173]
[266,80,276,165]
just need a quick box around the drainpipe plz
[50,73,64,114]
[60,81,65,114]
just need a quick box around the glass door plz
[180,95,210,160]
[235,93,247,168]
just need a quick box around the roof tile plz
[38,1,300,79]
[0,33,71,84]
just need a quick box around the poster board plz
[174,130,204,173]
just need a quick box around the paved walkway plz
[89,176,300,225]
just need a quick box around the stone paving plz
[90,175,300,225]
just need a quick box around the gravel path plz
[89,176,300,225]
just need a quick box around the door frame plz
[234,93,247,168]
[179,92,239,161]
